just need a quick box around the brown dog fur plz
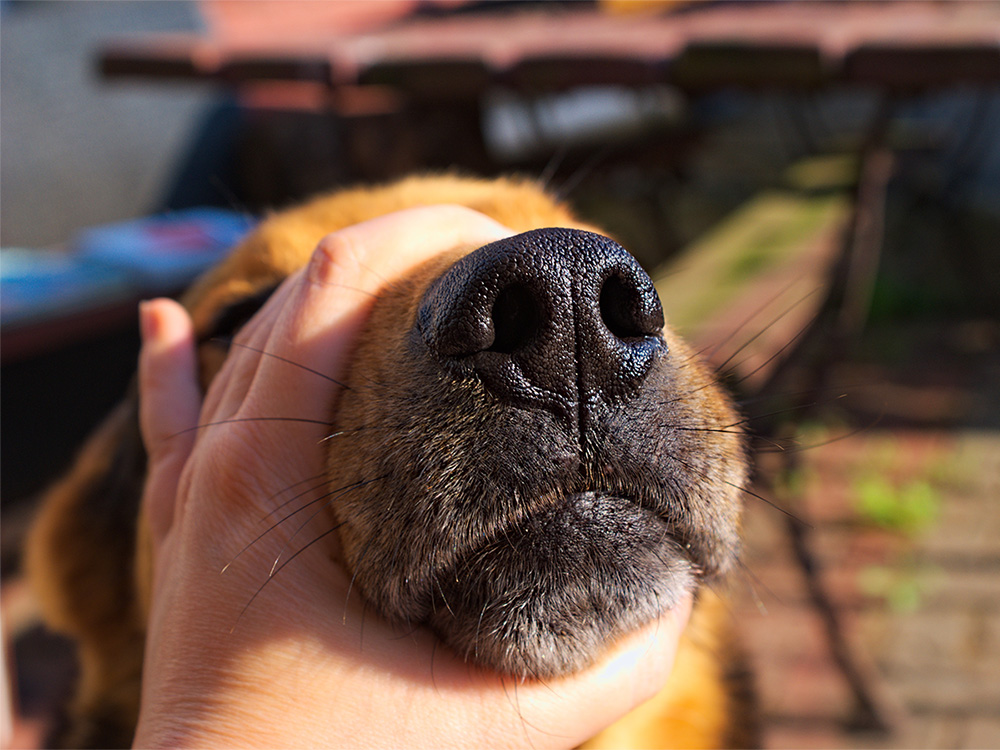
[25,175,758,748]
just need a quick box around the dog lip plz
[430,487,677,599]
[467,487,662,552]
[422,488,694,677]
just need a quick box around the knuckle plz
[309,232,363,287]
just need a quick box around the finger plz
[197,277,299,424]
[328,592,693,749]
[138,298,201,546]
[569,593,694,727]
[486,594,694,748]
[239,205,514,424]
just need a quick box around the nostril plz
[599,273,657,341]
[489,282,540,354]
[419,229,663,413]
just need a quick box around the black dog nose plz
[418,228,665,418]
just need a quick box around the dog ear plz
[24,389,149,748]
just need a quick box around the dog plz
[25,175,758,748]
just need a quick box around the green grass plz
[853,475,941,534]
[653,188,849,334]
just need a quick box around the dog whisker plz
[553,143,614,201]
[735,383,857,407]
[318,423,393,444]
[507,674,565,746]
[746,434,797,452]
[724,400,832,430]
[435,577,456,618]
[267,475,386,577]
[756,413,882,455]
[169,416,333,439]
[709,287,821,377]
[231,525,344,634]
[735,482,810,527]
[672,426,747,436]
[262,477,333,520]
[734,557,777,615]
[355,260,394,293]
[221,477,371,575]
[724,309,820,390]
[699,278,816,365]
[537,144,569,193]
[659,377,728,408]
[386,622,423,642]
[223,339,351,389]
[662,448,807,528]
[671,426,794,452]
[475,602,488,662]
[256,472,329,520]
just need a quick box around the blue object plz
[73,208,255,287]
[2,208,255,329]
[0,249,133,325]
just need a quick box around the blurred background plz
[2,1,999,748]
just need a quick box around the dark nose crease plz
[417,228,665,427]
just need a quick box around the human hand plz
[134,205,692,749]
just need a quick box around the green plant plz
[858,562,941,614]
[853,475,941,534]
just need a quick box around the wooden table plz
[99,2,1000,95]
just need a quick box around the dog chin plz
[424,490,697,678]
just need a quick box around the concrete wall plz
[1,0,215,248]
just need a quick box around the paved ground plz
[731,320,1000,750]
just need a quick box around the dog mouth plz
[423,489,697,678]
